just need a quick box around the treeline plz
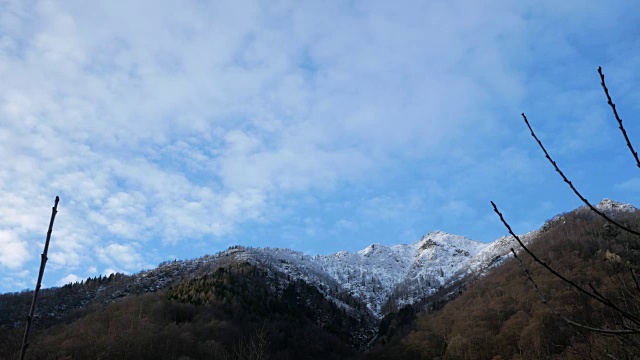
[0,272,131,332]
[368,210,640,359]
[61,272,128,289]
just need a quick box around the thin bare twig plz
[521,113,640,237]
[510,248,640,335]
[588,283,610,304]
[491,201,640,327]
[598,66,640,168]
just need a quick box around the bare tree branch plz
[521,113,640,237]
[598,66,640,168]
[510,248,640,335]
[491,201,640,327]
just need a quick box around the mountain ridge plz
[144,198,637,318]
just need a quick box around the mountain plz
[1,199,637,359]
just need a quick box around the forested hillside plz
[1,262,373,359]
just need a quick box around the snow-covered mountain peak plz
[357,243,386,256]
[595,198,636,213]
[422,230,454,238]
[414,231,486,254]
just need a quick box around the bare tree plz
[222,326,270,360]
[20,196,59,360]
[491,68,640,340]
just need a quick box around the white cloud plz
[0,230,30,269]
[97,243,143,271]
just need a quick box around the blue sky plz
[1,0,640,293]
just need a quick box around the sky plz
[1,0,640,293]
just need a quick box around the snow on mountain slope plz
[232,231,487,317]
[460,230,540,277]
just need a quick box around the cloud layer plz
[1,0,639,292]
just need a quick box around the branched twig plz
[492,201,640,327]
[598,66,640,168]
[521,113,640,237]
